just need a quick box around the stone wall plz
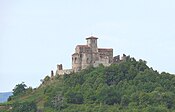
[81,53,92,69]
[98,48,113,63]
[56,69,73,75]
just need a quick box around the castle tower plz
[86,36,98,53]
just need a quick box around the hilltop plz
[1,57,175,112]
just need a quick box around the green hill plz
[1,57,175,112]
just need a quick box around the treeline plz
[44,58,175,111]
[3,57,175,112]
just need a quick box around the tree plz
[65,91,84,104]
[13,82,27,96]
[12,102,37,112]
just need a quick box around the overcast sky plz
[0,0,175,92]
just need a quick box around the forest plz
[1,57,175,112]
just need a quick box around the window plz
[75,57,77,63]
[80,54,82,58]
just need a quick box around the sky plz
[0,0,175,92]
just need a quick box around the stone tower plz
[86,37,98,53]
[86,36,99,67]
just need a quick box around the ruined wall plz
[113,55,120,63]
[98,48,113,63]
[56,64,73,75]
[56,69,73,75]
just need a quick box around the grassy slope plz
[3,78,63,110]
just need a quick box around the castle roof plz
[76,45,90,48]
[86,36,98,40]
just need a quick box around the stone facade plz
[72,36,113,72]
[56,36,129,75]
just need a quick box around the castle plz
[56,36,128,75]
